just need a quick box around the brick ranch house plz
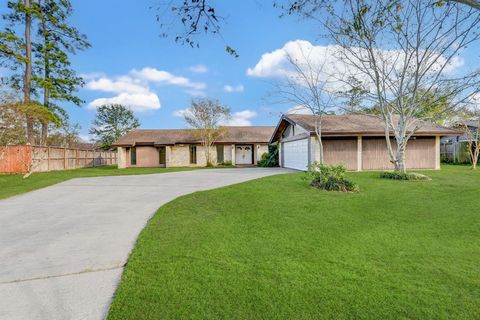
[113,126,274,168]
[113,114,459,170]
[271,114,460,171]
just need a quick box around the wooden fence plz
[0,145,117,174]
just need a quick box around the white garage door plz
[283,139,309,171]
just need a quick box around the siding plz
[310,137,358,170]
[362,137,436,170]
[136,146,160,167]
[323,138,358,170]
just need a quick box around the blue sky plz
[1,0,478,140]
[60,0,321,139]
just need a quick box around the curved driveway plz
[0,168,290,320]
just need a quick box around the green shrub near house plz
[380,171,431,181]
[257,143,279,167]
[305,162,359,192]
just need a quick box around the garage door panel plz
[283,139,309,171]
[362,138,394,170]
[323,139,358,170]
[362,137,436,170]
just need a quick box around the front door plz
[235,145,253,165]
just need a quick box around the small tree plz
[458,111,480,169]
[273,45,337,164]
[47,118,82,148]
[89,104,140,150]
[0,87,60,146]
[183,98,230,166]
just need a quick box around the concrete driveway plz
[0,168,290,320]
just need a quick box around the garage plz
[283,138,309,170]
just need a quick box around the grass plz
[108,165,480,320]
[0,165,199,200]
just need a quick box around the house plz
[270,114,460,171]
[441,119,479,163]
[113,126,275,168]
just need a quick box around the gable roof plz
[113,126,275,147]
[271,114,461,142]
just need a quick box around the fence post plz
[47,147,50,171]
[76,149,79,168]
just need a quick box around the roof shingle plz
[284,114,460,136]
[113,126,275,146]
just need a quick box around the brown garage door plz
[323,138,358,170]
[362,137,436,170]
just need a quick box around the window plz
[216,145,224,164]
[130,147,137,165]
[189,145,197,164]
[158,147,166,165]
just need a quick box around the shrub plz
[380,171,431,181]
[257,143,279,167]
[305,162,359,192]
[206,161,215,167]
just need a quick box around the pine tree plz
[0,0,37,144]
[34,0,90,145]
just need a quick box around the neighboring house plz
[270,114,460,171]
[441,119,479,163]
[113,126,274,168]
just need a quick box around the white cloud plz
[86,76,149,94]
[174,108,257,126]
[189,64,208,73]
[132,67,206,90]
[89,93,161,112]
[186,90,207,97]
[79,134,93,143]
[224,84,244,93]
[221,110,257,126]
[286,105,313,115]
[80,72,106,81]
[247,40,464,92]
[173,108,191,118]
[86,67,206,112]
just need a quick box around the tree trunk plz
[394,143,407,173]
[41,14,50,146]
[24,0,34,145]
[314,115,324,165]
[205,143,211,166]
[316,133,324,164]
[471,143,479,170]
[41,122,48,146]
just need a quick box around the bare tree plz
[272,45,337,164]
[324,0,480,172]
[458,110,480,169]
[183,99,231,166]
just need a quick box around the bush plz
[257,143,279,167]
[380,171,431,181]
[305,162,359,192]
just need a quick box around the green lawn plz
[108,165,480,320]
[0,166,198,200]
